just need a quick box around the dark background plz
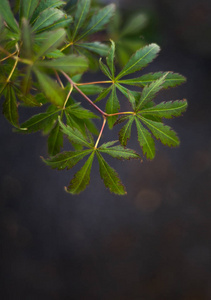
[1,0,211,299]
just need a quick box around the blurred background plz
[0,0,211,299]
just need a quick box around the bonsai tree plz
[0,0,187,195]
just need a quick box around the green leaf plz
[99,58,112,79]
[48,121,63,156]
[72,0,91,41]
[59,117,91,147]
[99,140,119,148]
[31,0,66,24]
[78,42,109,56]
[18,109,60,133]
[96,152,126,195]
[118,72,187,89]
[76,84,103,95]
[94,86,112,103]
[20,0,39,21]
[0,0,20,33]
[106,40,115,78]
[106,86,120,129]
[43,149,92,170]
[66,152,95,194]
[32,8,71,33]
[118,116,134,146]
[135,117,155,160]
[66,105,99,119]
[116,43,160,80]
[99,145,140,160]
[141,100,188,119]
[21,18,33,58]
[76,4,115,41]
[37,54,88,75]
[136,73,168,110]
[139,116,180,147]
[3,85,19,127]
[115,83,140,103]
[34,28,66,59]
[34,68,66,107]
[120,13,148,36]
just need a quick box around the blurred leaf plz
[76,4,115,41]
[37,54,88,75]
[34,28,66,59]
[120,13,148,37]
[72,0,91,40]
[78,42,109,56]
[19,0,39,21]
[34,68,65,107]
[32,7,72,33]
[0,0,20,33]
[21,18,33,58]
[76,84,103,95]
[31,0,66,24]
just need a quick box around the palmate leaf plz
[106,40,115,78]
[141,100,188,119]
[3,85,19,127]
[59,117,92,147]
[43,149,92,170]
[76,84,103,95]
[66,152,95,194]
[94,86,112,103]
[30,0,66,24]
[17,109,61,133]
[19,0,39,21]
[0,0,20,33]
[96,152,126,195]
[115,83,140,107]
[34,68,66,107]
[135,117,155,160]
[139,115,180,147]
[77,42,109,56]
[21,18,33,58]
[99,58,112,79]
[116,44,160,80]
[48,121,63,156]
[37,54,88,75]
[106,85,120,129]
[118,116,134,146]
[118,72,187,89]
[76,4,115,41]
[72,0,91,41]
[136,73,168,110]
[66,105,99,119]
[98,144,140,160]
[31,7,72,33]
[34,28,66,59]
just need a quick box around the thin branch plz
[94,116,107,149]
[63,84,73,109]
[61,71,108,117]
[76,80,112,86]
[0,50,18,62]
[55,71,64,89]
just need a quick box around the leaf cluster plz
[0,0,187,195]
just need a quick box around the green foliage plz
[0,0,187,195]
